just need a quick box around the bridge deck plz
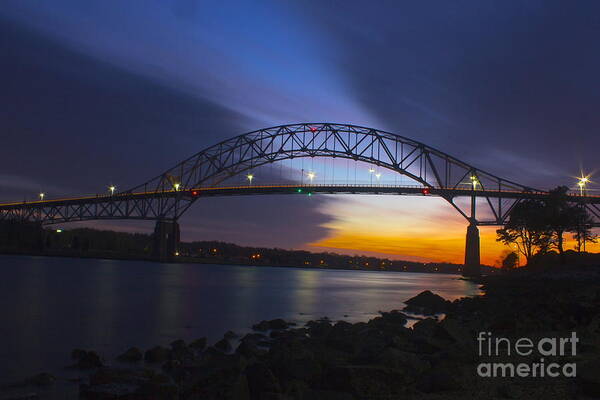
[1,184,599,210]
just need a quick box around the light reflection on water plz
[0,255,480,388]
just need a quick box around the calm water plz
[0,255,479,395]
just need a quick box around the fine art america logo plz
[477,332,578,378]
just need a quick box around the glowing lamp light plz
[577,175,590,195]
[309,126,318,133]
[56,229,62,233]
[368,168,375,173]
[109,185,116,195]
[174,183,180,191]
[375,173,382,180]
[39,193,45,200]
[307,172,316,181]
[421,188,431,195]
[191,190,199,197]
[246,174,254,184]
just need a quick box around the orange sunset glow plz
[309,195,599,266]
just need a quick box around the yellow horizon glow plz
[308,195,599,266]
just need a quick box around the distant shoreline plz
[0,250,480,276]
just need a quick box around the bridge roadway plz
[1,184,599,227]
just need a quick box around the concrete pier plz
[463,222,481,276]
[153,220,180,261]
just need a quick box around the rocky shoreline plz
[4,268,600,399]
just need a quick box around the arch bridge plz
[1,123,598,275]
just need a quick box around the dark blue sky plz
[1,1,599,256]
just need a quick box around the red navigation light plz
[191,190,200,197]
[421,188,431,195]
[309,126,317,133]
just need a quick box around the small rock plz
[306,390,355,400]
[236,340,266,359]
[252,319,289,331]
[136,382,178,400]
[75,351,103,369]
[71,348,87,360]
[79,382,138,399]
[27,372,55,386]
[117,347,142,363]
[170,339,186,351]
[498,384,522,399]
[224,330,238,339]
[144,346,170,363]
[189,337,207,351]
[252,321,271,331]
[241,333,266,343]
[1,394,39,400]
[215,338,232,353]
[377,347,430,374]
[246,363,281,398]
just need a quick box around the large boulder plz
[403,291,451,315]
[579,359,600,397]
[416,367,462,393]
[306,319,333,339]
[378,310,408,326]
[236,339,267,359]
[376,347,430,375]
[268,340,321,381]
[321,365,412,398]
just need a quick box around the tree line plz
[497,186,598,268]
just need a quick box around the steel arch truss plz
[1,123,599,226]
[0,193,194,225]
[127,123,538,224]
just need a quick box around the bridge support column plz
[153,220,180,262]
[463,222,481,276]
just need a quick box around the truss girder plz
[0,123,598,227]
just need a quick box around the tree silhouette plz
[498,186,596,266]
[573,209,598,252]
[501,252,519,270]
[496,199,551,265]
[544,186,587,264]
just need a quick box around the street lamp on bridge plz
[39,193,45,201]
[307,171,316,183]
[470,175,479,189]
[576,175,591,252]
[578,176,589,196]
[246,174,254,185]
[109,185,116,196]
